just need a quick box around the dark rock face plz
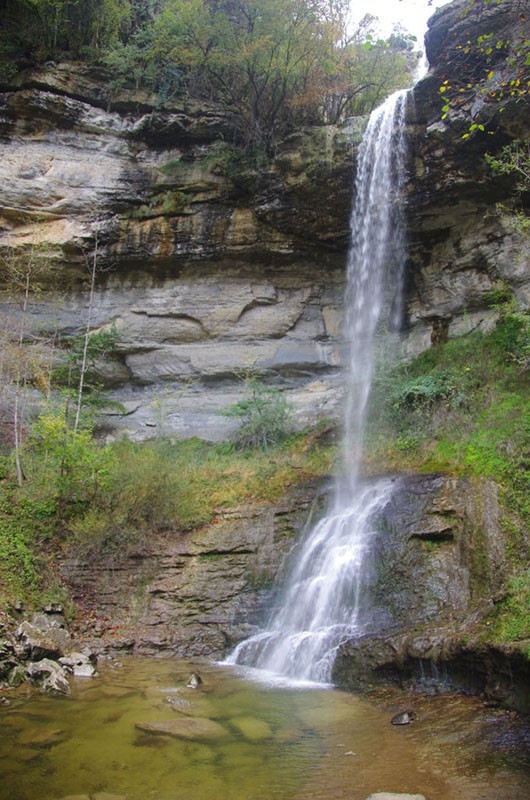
[405,0,530,355]
[60,483,323,658]
[332,473,530,711]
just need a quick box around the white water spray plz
[228,91,409,683]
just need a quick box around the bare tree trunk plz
[13,267,31,486]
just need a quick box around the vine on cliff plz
[436,0,530,137]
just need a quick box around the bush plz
[224,378,293,451]
[390,370,459,411]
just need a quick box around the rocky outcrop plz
[59,482,324,658]
[331,472,530,711]
[0,606,97,695]
[0,63,357,441]
[405,0,530,354]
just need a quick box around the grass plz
[363,310,530,651]
[364,311,529,528]
[491,568,530,657]
[0,427,336,605]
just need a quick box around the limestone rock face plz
[0,63,355,441]
[405,0,530,355]
[60,483,321,658]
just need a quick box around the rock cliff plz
[0,64,358,440]
[0,0,529,702]
[60,482,324,659]
[406,0,530,353]
[1,0,528,440]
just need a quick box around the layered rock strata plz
[405,0,530,354]
[59,483,323,658]
[0,65,357,440]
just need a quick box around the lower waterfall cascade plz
[227,90,409,683]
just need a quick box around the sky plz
[351,0,449,44]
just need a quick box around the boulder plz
[26,658,70,695]
[59,652,97,678]
[17,620,72,660]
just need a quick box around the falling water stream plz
[228,90,409,683]
[2,90,530,800]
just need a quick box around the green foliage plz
[389,370,461,411]
[26,410,113,511]
[0,486,56,600]
[0,415,334,596]
[485,139,530,191]
[52,326,121,418]
[102,22,183,100]
[365,306,530,537]
[225,378,294,451]
[493,568,530,648]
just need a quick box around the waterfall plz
[227,90,409,683]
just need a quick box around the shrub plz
[390,370,459,411]
[224,378,294,451]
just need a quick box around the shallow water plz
[0,658,529,800]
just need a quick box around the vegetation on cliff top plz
[0,0,416,149]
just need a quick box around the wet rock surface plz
[59,483,322,659]
[331,474,530,710]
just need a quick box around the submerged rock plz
[18,727,66,748]
[228,716,273,741]
[135,718,228,741]
[366,795,426,800]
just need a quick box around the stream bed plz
[1,657,529,800]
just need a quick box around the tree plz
[0,0,133,69]
[152,0,415,150]
[0,241,56,485]
[224,376,293,450]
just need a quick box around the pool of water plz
[1,657,529,800]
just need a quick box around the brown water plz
[0,658,529,800]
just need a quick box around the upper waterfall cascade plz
[228,90,409,683]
